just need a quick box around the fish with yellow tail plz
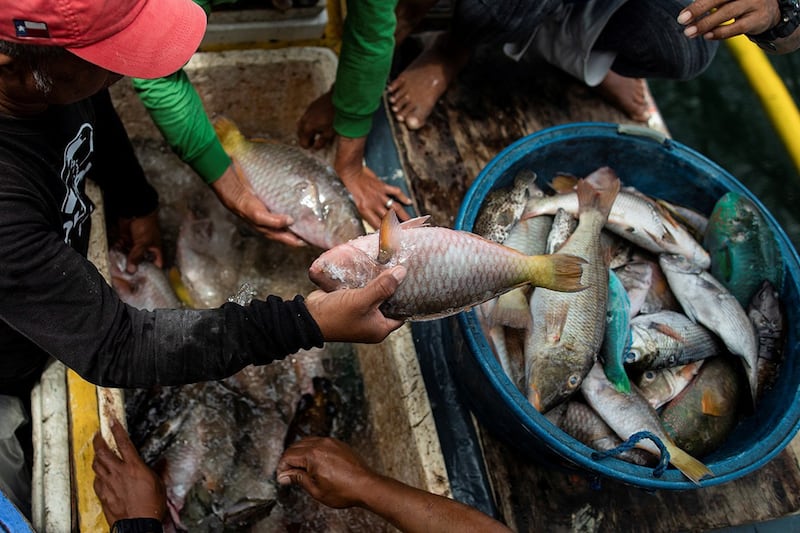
[581,363,714,485]
[308,211,587,321]
[213,115,364,250]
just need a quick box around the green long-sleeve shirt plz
[132,0,397,185]
[333,0,397,138]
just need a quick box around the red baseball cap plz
[0,0,207,79]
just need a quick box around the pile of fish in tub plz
[110,117,389,531]
[471,166,783,485]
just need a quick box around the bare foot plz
[594,71,652,123]
[387,32,470,130]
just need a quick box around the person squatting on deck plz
[389,0,800,131]
[0,0,407,518]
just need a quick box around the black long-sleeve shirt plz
[0,90,323,397]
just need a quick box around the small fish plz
[659,254,759,404]
[309,211,587,321]
[546,400,657,467]
[704,192,783,307]
[526,174,710,268]
[488,208,552,329]
[631,252,682,315]
[213,115,364,250]
[659,357,744,457]
[625,310,722,372]
[525,167,619,412]
[747,280,785,401]
[637,361,705,410]
[581,363,713,484]
[614,260,653,317]
[109,249,181,310]
[600,269,632,394]
[545,207,577,254]
[474,169,537,243]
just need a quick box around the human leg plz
[388,0,561,130]
[596,0,719,80]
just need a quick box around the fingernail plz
[391,265,407,283]
[677,10,691,24]
[277,474,291,485]
[684,25,697,37]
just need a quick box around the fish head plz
[308,239,385,291]
[658,253,703,275]
[311,198,365,249]
[527,351,587,413]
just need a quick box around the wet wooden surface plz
[388,36,800,532]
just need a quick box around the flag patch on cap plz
[14,19,50,39]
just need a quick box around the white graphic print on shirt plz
[60,123,94,245]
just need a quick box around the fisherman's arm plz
[0,215,405,388]
[678,0,800,54]
[330,0,411,229]
[132,72,303,244]
[277,436,512,533]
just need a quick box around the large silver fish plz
[213,116,364,250]
[659,253,759,404]
[308,212,587,321]
[524,174,710,268]
[524,167,619,413]
[581,363,713,484]
[625,310,722,371]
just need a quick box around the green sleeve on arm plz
[332,0,399,139]
[131,70,231,184]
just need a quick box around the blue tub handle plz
[617,124,670,145]
[591,430,670,478]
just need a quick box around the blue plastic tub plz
[453,122,800,490]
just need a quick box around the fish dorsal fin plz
[399,215,431,229]
[650,321,687,343]
[378,210,402,264]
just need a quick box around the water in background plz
[649,44,800,248]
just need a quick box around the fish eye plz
[625,351,638,363]
[567,374,581,389]
[643,371,656,382]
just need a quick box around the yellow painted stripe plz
[67,370,109,532]
[726,34,800,174]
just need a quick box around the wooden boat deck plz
[387,34,800,532]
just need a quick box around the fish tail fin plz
[577,167,621,219]
[528,254,587,292]
[169,267,196,308]
[665,442,714,485]
[211,115,246,153]
[491,288,532,329]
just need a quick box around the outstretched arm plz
[276,437,512,533]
